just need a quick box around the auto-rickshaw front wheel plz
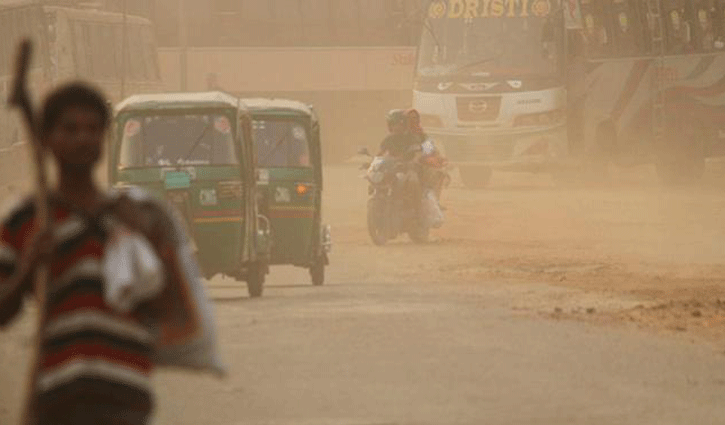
[310,259,325,286]
[246,262,267,298]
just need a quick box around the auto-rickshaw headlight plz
[296,183,309,196]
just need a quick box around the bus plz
[413,0,567,188]
[151,0,423,162]
[414,0,725,187]
[0,2,163,148]
[571,0,725,184]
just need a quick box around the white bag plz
[422,189,444,229]
[103,224,164,314]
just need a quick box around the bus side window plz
[663,0,692,54]
[716,0,725,48]
[581,0,612,58]
[693,0,717,51]
[610,0,644,57]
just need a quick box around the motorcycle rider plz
[377,109,423,206]
[379,109,420,159]
[404,109,447,228]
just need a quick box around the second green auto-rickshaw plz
[111,92,271,297]
[245,98,331,285]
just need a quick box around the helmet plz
[386,109,406,132]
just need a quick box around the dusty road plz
[2,163,725,424]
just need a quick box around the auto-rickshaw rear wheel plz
[310,258,325,286]
[246,261,267,298]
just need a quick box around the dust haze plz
[1,1,725,424]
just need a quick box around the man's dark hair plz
[41,82,110,136]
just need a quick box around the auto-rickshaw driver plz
[256,120,311,167]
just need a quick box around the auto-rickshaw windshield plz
[253,119,311,168]
[119,112,239,168]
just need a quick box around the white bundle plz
[103,224,164,313]
[422,189,444,229]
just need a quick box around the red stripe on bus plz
[663,74,725,99]
[611,60,651,122]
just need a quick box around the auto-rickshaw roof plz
[242,98,317,121]
[116,92,243,114]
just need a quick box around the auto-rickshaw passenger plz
[255,120,311,167]
[405,108,448,208]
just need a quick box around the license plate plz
[164,171,191,189]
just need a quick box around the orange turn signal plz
[296,184,309,195]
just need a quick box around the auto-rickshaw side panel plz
[239,111,257,264]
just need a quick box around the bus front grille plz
[456,96,502,122]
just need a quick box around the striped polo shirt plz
[0,197,164,421]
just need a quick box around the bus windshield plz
[417,1,559,78]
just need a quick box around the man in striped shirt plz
[0,84,204,425]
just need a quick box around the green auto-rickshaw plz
[244,98,331,285]
[111,92,271,297]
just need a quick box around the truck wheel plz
[459,166,492,189]
[246,262,266,298]
[310,259,325,286]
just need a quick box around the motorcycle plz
[359,147,441,246]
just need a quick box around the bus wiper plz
[452,55,503,74]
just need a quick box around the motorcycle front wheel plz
[367,197,388,246]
